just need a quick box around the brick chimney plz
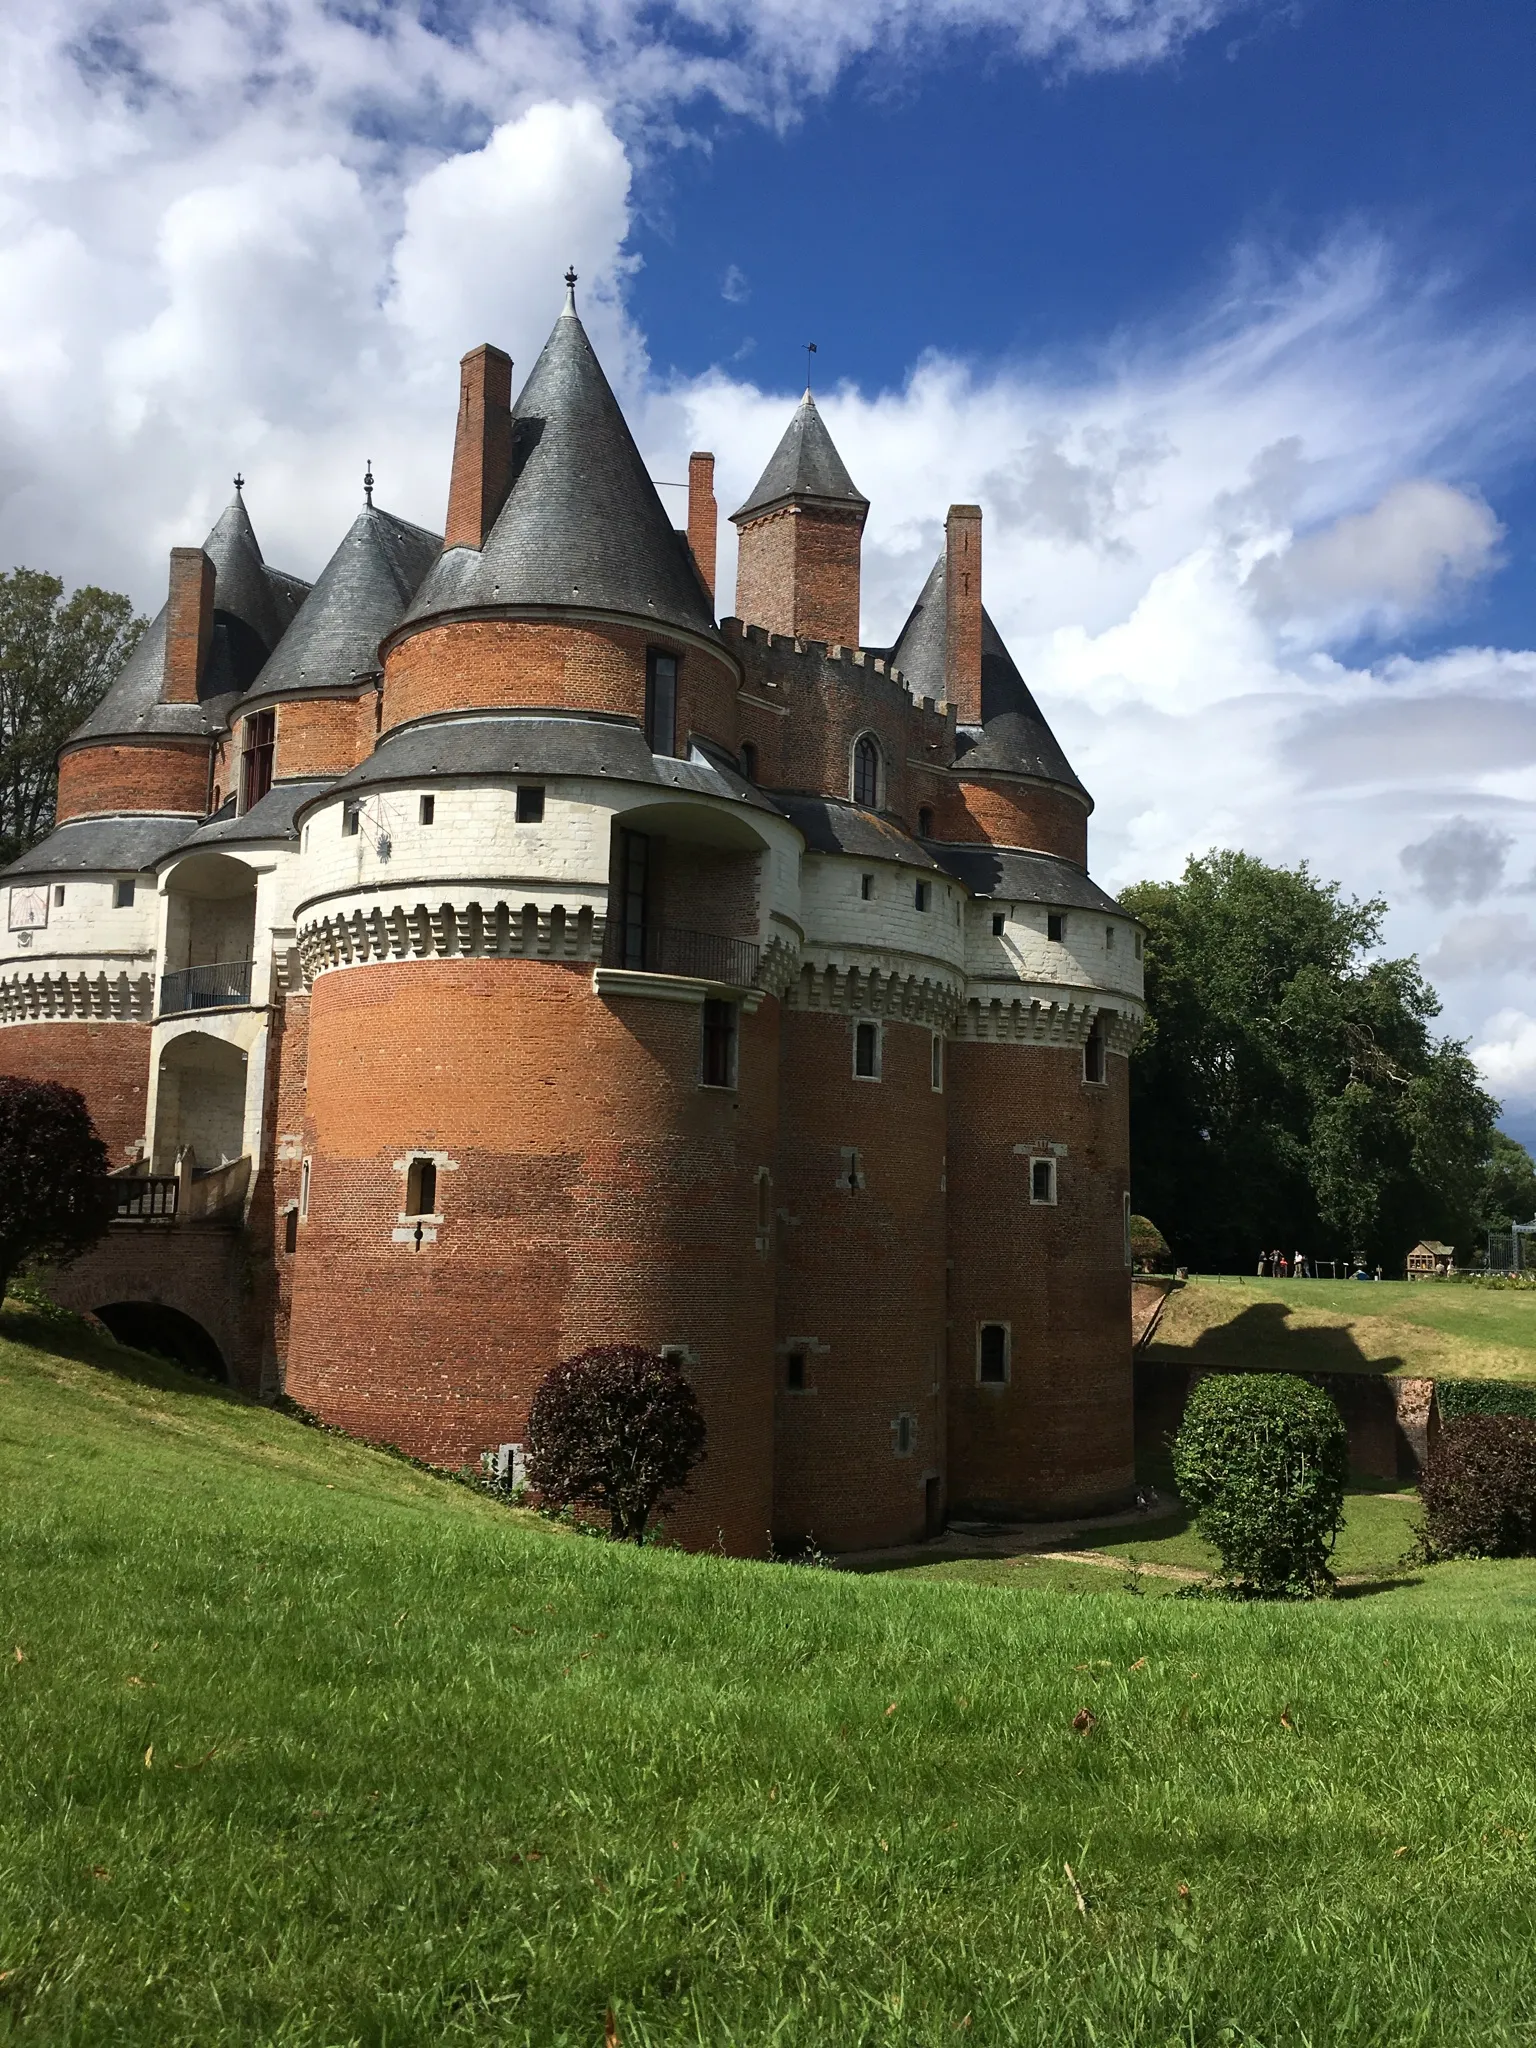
[163,547,215,705]
[444,344,514,550]
[687,451,717,602]
[944,504,983,723]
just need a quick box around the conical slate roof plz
[731,392,868,523]
[71,490,312,745]
[403,291,715,637]
[246,503,441,702]
[890,554,1087,798]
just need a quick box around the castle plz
[0,281,1144,1554]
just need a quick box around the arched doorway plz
[94,1302,227,1384]
[152,1032,248,1172]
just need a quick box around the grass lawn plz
[1145,1275,1536,1381]
[6,1312,1536,2044]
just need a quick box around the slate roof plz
[890,554,1088,798]
[0,814,198,880]
[177,780,330,851]
[308,713,779,817]
[731,393,868,523]
[70,488,312,747]
[243,506,441,704]
[929,844,1128,916]
[773,794,938,871]
[402,291,715,639]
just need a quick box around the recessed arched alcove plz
[94,1301,227,1384]
[152,1031,247,1170]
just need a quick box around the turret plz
[730,391,868,647]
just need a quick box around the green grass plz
[1145,1275,1536,1380]
[6,1313,1536,2044]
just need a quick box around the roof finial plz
[363,460,374,509]
[564,265,578,312]
[233,471,245,495]
[803,341,817,393]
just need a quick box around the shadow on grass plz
[1155,1300,1407,1375]
[0,1304,253,1409]
[1335,1576,1425,1598]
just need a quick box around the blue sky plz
[3,0,1536,1126]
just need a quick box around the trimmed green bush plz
[1172,1373,1348,1597]
[1437,1378,1536,1423]
[1418,1414,1536,1559]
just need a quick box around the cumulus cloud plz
[1401,816,1515,910]
[1425,913,1536,980]
[1474,1010,1536,1106]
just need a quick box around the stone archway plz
[94,1300,227,1384]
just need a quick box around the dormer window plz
[646,649,678,756]
[852,733,881,808]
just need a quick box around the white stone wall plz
[967,900,1145,1003]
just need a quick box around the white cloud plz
[1474,1010,1536,1105]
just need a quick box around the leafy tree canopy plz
[1476,1130,1536,1235]
[1122,850,1497,1272]
[0,1077,114,1303]
[0,569,146,866]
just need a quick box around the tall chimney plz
[687,452,717,603]
[944,504,983,724]
[163,547,215,705]
[444,344,514,550]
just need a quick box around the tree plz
[1172,1372,1348,1597]
[524,1345,707,1541]
[1475,1131,1536,1235]
[1121,851,1497,1272]
[0,569,146,866]
[0,1079,115,1304]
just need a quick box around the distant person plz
[1374,1265,1383,1282]
[1294,1251,1308,1278]
[1278,1252,1290,1277]
[1257,1252,1268,1277]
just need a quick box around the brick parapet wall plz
[0,1018,152,1166]
[56,742,210,823]
[945,1040,1133,1517]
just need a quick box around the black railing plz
[159,959,254,1014]
[603,923,760,988]
[112,1176,179,1221]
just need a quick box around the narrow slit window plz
[646,650,679,756]
[916,806,934,837]
[113,880,135,909]
[405,1157,438,1217]
[53,886,65,908]
[1047,912,1064,943]
[860,873,874,901]
[1134,931,1144,959]
[701,998,738,1088]
[854,1020,881,1079]
[978,1324,1010,1385]
[1084,1019,1107,1085]
[893,1414,916,1457]
[756,1168,772,1233]
[1106,924,1115,951]
[785,1352,807,1392]
[342,799,361,837]
[914,880,931,912]
[284,1206,299,1255]
[992,911,1005,936]
[931,1033,944,1092]
[299,1157,311,1220]
[419,794,435,826]
[1031,1156,1057,1205]
[740,740,758,781]
[516,785,545,823]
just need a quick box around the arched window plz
[852,733,881,808]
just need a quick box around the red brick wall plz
[56,743,209,822]
[382,618,739,750]
[734,634,931,826]
[0,1020,151,1164]
[772,1010,947,1550]
[734,506,863,649]
[945,1039,1133,1517]
[935,777,1089,862]
[272,697,375,779]
[285,958,777,1554]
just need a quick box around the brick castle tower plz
[0,281,1144,1553]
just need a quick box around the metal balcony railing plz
[602,923,760,988]
[159,959,254,1015]
[111,1176,179,1221]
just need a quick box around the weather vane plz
[233,471,245,493]
[803,341,817,392]
[565,265,578,289]
[364,460,374,509]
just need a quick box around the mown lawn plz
[5,1313,1536,2045]
[1145,1275,1536,1381]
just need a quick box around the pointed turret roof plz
[71,489,312,745]
[890,554,1088,799]
[245,502,441,703]
[730,392,868,523]
[403,289,715,637]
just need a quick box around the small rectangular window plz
[1106,925,1115,951]
[1135,931,1144,959]
[930,1033,944,1092]
[1123,1191,1133,1269]
[893,1413,916,1457]
[740,740,758,781]
[646,649,678,756]
[978,1323,1009,1385]
[701,998,737,1088]
[854,1019,881,1079]
[342,799,361,837]
[299,1157,312,1220]
[992,911,1005,936]
[1084,1020,1107,1085]
[914,880,930,912]
[785,1352,807,1392]
[284,1206,299,1254]
[405,1156,438,1217]
[113,880,135,909]
[1031,1156,1057,1205]
[516,784,546,823]
[1047,912,1064,943]
[419,794,435,826]
[860,873,874,901]
[917,806,934,836]
[53,885,65,907]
